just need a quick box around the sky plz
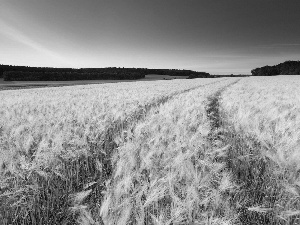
[1,0,300,74]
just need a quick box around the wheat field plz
[1,76,300,224]
[221,76,300,224]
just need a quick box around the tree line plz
[251,60,300,76]
[0,64,211,81]
[3,71,146,81]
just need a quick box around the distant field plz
[1,76,299,225]
[0,74,188,91]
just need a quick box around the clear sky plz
[1,0,300,74]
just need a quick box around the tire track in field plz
[206,79,267,225]
[206,80,283,225]
[205,79,255,224]
[206,79,240,143]
[102,78,233,177]
[99,78,242,225]
[68,78,234,224]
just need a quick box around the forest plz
[0,65,210,81]
[251,60,300,76]
[3,71,145,81]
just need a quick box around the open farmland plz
[1,76,300,225]
[0,78,232,224]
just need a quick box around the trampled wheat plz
[100,78,240,225]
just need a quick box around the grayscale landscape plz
[0,1,300,224]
